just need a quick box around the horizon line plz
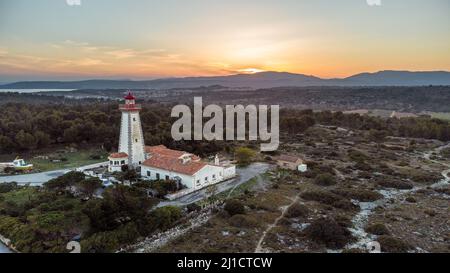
[2,69,450,83]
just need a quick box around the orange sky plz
[0,0,449,81]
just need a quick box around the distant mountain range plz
[1,70,449,90]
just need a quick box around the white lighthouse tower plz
[117,91,146,169]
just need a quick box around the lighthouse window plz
[135,139,138,143]
[133,118,136,122]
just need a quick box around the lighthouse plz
[116,91,146,169]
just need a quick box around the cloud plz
[66,0,81,6]
[366,0,382,6]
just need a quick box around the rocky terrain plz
[144,125,450,253]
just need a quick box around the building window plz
[212,174,216,180]
[205,177,208,181]
[139,161,141,165]
[133,118,136,122]
[110,161,113,165]
[196,180,200,186]
[156,173,160,180]
[114,161,119,165]
[121,160,125,165]
[165,175,170,180]
[147,171,151,176]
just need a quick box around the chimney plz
[214,154,220,165]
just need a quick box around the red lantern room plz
[120,91,141,111]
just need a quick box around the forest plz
[0,101,450,156]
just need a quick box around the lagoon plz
[0,89,76,93]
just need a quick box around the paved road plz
[0,241,12,253]
[158,162,273,207]
[0,162,108,185]
[0,169,71,185]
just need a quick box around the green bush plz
[0,182,18,193]
[377,180,413,190]
[378,235,411,253]
[332,188,383,202]
[224,199,245,216]
[304,218,354,249]
[314,173,337,186]
[365,223,390,235]
[228,214,259,228]
[149,206,183,231]
[301,190,358,211]
[285,203,309,219]
[81,232,120,253]
[235,147,256,166]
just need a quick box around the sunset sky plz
[0,0,449,82]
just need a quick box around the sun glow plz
[237,68,266,74]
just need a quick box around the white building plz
[141,145,236,190]
[108,92,236,191]
[108,152,128,173]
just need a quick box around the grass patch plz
[30,149,108,172]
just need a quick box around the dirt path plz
[254,194,300,253]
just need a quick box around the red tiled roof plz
[276,155,302,163]
[109,152,128,159]
[142,155,207,175]
[145,145,200,160]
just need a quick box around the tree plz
[44,171,85,192]
[34,130,51,148]
[0,135,14,153]
[78,177,103,197]
[235,147,256,166]
[15,130,36,150]
[63,126,79,143]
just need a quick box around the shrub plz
[332,188,383,202]
[285,203,309,219]
[224,199,245,216]
[304,218,354,249]
[314,173,337,186]
[410,173,442,184]
[81,231,120,253]
[186,203,201,212]
[424,209,436,217]
[235,147,256,166]
[301,190,358,211]
[377,180,413,190]
[89,154,102,160]
[149,206,183,231]
[228,214,259,228]
[405,196,416,203]
[365,223,390,235]
[44,171,85,191]
[378,235,411,253]
[0,182,18,193]
[348,150,369,162]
